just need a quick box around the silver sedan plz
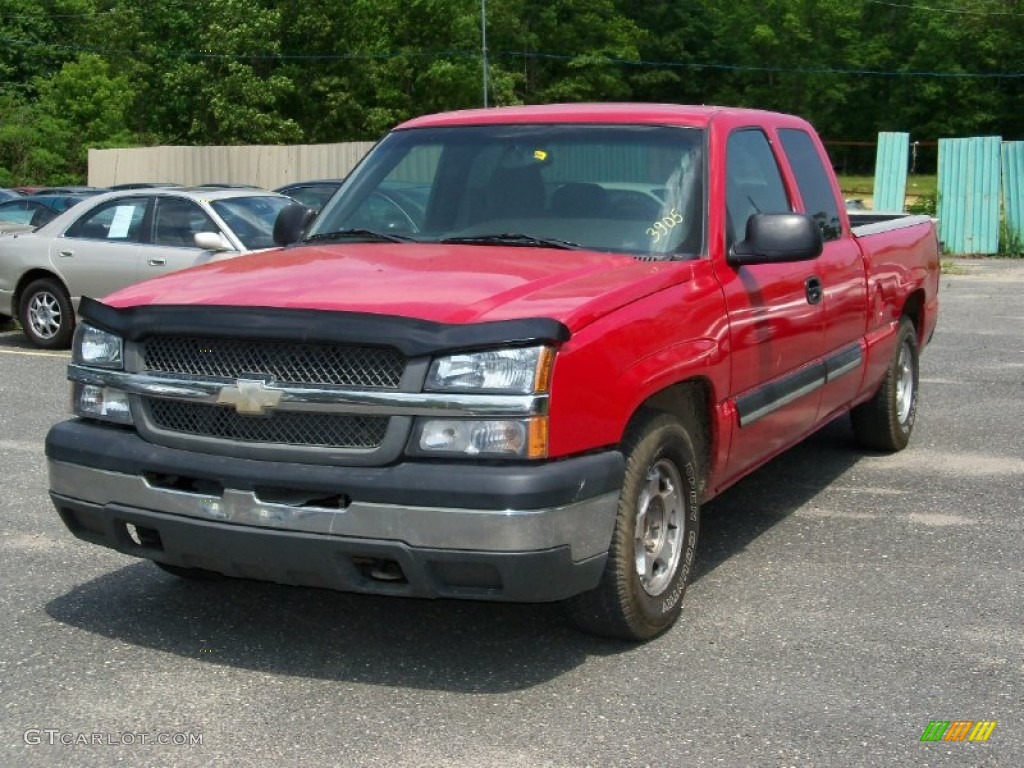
[0,187,293,348]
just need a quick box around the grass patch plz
[940,258,970,275]
[837,174,937,205]
[837,175,875,196]
[999,218,1023,258]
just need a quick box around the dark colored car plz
[108,182,183,191]
[0,194,95,231]
[274,179,345,215]
[30,186,109,196]
[196,183,261,189]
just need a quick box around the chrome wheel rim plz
[28,291,62,340]
[895,339,915,425]
[634,458,685,597]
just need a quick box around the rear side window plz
[64,198,149,242]
[726,130,790,247]
[779,128,842,241]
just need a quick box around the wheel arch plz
[14,268,71,313]
[623,378,715,499]
[900,288,926,342]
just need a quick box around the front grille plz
[143,336,405,388]
[147,400,388,449]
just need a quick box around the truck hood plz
[103,243,694,332]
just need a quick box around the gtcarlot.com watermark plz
[24,729,203,747]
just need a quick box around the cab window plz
[779,128,842,241]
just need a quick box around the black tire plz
[153,561,228,581]
[851,316,919,452]
[568,412,701,641]
[19,277,75,349]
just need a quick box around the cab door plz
[713,128,826,480]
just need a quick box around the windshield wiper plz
[441,233,581,250]
[304,228,416,244]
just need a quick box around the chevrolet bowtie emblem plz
[217,379,283,415]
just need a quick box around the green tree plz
[488,0,641,103]
[29,53,138,180]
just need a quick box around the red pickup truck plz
[46,104,939,640]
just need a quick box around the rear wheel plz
[851,316,919,452]
[569,412,701,641]
[19,277,74,349]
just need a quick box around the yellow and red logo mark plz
[920,720,996,742]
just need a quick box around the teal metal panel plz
[937,137,1002,255]
[872,132,909,212]
[1002,142,1024,246]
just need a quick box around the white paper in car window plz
[108,205,137,239]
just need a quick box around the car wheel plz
[568,412,701,641]
[19,277,75,349]
[851,316,919,452]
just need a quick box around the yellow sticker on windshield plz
[646,208,684,244]
[533,150,548,162]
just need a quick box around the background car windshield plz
[210,196,292,250]
[311,124,706,258]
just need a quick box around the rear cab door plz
[776,126,867,421]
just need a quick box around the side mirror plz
[728,213,823,266]
[194,231,233,252]
[273,203,316,246]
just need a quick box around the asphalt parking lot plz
[1,258,1022,768]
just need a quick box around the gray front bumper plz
[47,419,624,602]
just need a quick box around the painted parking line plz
[0,347,69,359]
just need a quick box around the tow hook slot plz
[254,487,351,510]
[144,472,224,497]
[352,557,407,583]
[121,521,164,552]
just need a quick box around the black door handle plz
[805,276,823,305]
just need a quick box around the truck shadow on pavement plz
[45,417,865,692]
[694,416,863,582]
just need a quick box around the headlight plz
[413,417,548,459]
[426,346,553,393]
[72,383,133,425]
[73,324,123,369]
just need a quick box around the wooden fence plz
[873,133,1023,255]
[87,141,376,190]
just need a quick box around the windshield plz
[310,124,705,259]
[211,195,292,250]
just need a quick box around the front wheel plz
[568,412,701,641]
[851,316,919,452]
[19,277,75,349]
